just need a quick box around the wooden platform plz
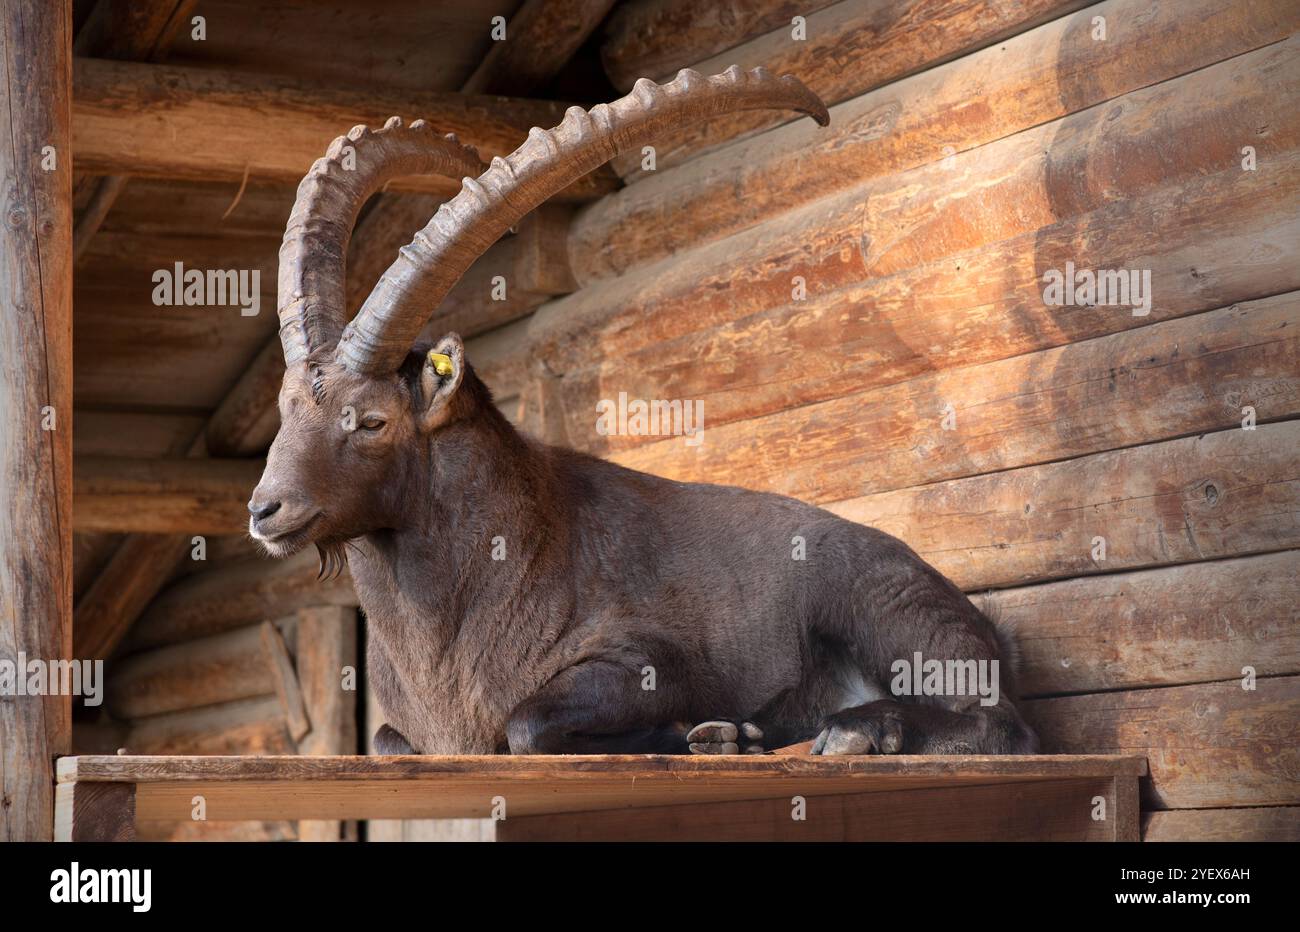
[56,754,1147,842]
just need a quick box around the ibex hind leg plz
[810,528,1040,755]
[811,698,1039,755]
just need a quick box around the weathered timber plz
[260,621,310,744]
[542,36,1300,388]
[296,606,359,841]
[56,754,1145,822]
[610,0,1096,179]
[128,548,357,651]
[73,0,193,59]
[108,624,277,719]
[827,422,1300,591]
[603,296,1300,502]
[1143,807,1300,842]
[499,777,1120,841]
[462,0,617,96]
[1027,677,1300,810]
[0,0,73,842]
[601,0,839,91]
[124,695,293,755]
[74,536,191,661]
[73,455,265,534]
[71,58,618,201]
[54,782,135,842]
[987,551,1300,697]
[579,0,1298,278]
[546,152,1300,448]
[71,0,196,263]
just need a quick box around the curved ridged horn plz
[278,117,486,365]
[336,66,829,373]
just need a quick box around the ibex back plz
[249,68,1039,757]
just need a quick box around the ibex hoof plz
[373,723,417,755]
[687,719,764,755]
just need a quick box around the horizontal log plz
[610,0,1096,179]
[604,295,1300,501]
[128,547,356,651]
[73,455,263,534]
[462,0,617,96]
[828,422,1300,591]
[1026,676,1300,809]
[74,409,205,459]
[108,623,276,719]
[986,551,1300,697]
[71,57,617,201]
[541,36,1300,391]
[554,157,1300,455]
[581,0,1299,281]
[601,0,839,91]
[124,695,292,755]
[1142,807,1300,842]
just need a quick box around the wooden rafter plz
[72,57,619,200]
[72,0,197,264]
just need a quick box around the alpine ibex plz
[249,68,1039,757]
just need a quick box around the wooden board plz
[500,777,1121,841]
[988,551,1300,697]
[1143,807,1300,842]
[57,753,1145,822]
[1027,676,1300,810]
[828,422,1300,591]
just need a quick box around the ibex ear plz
[418,333,465,432]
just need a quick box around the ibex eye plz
[360,416,387,431]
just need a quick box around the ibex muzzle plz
[252,69,1038,758]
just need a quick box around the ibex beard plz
[249,68,1039,757]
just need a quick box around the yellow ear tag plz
[427,351,454,377]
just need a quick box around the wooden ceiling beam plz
[72,57,619,201]
[72,0,196,265]
[73,455,265,535]
[462,0,618,96]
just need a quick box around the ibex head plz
[249,68,829,571]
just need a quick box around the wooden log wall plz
[506,0,1299,840]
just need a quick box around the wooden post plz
[0,0,73,842]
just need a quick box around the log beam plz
[572,0,1300,284]
[71,57,618,201]
[0,0,73,842]
[601,0,839,91]
[608,0,1094,180]
[73,455,264,535]
[129,548,357,651]
[461,0,617,96]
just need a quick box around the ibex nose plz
[249,499,282,521]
